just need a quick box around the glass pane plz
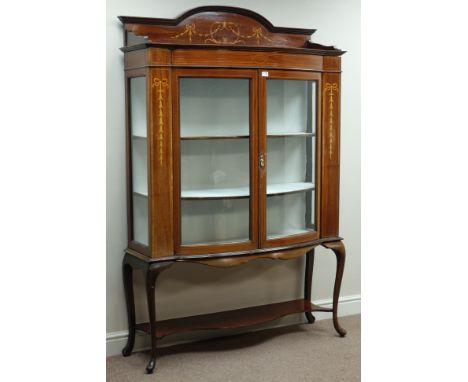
[179,78,251,245]
[181,199,249,245]
[267,79,314,134]
[180,78,249,137]
[267,137,307,184]
[126,31,149,47]
[266,79,316,239]
[181,139,249,194]
[267,190,314,238]
[130,77,149,245]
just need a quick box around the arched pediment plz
[119,6,343,55]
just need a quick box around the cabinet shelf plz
[132,183,315,199]
[133,191,148,198]
[267,132,315,138]
[267,182,314,196]
[132,134,147,140]
[135,299,332,339]
[180,133,314,140]
[181,187,249,199]
[181,135,249,140]
[179,182,314,200]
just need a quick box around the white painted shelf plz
[179,133,315,140]
[267,132,315,138]
[133,191,148,197]
[182,187,249,199]
[267,182,314,196]
[134,183,314,200]
[178,182,314,200]
[181,135,249,140]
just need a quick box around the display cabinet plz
[119,6,346,373]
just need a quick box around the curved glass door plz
[262,73,320,244]
[176,71,258,253]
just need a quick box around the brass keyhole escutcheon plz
[259,153,265,168]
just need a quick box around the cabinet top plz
[119,6,344,56]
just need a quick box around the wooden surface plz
[119,7,343,56]
[304,249,316,323]
[125,237,342,264]
[123,47,342,73]
[323,56,342,71]
[149,68,174,258]
[194,246,313,267]
[135,299,332,339]
[120,7,312,49]
[323,241,347,337]
[122,239,347,373]
[119,6,315,35]
[171,49,325,71]
[320,73,341,237]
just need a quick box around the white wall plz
[107,0,360,355]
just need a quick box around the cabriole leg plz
[324,240,347,337]
[304,249,316,324]
[122,255,136,356]
[144,264,171,374]
[145,268,159,374]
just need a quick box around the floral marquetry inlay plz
[152,77,169,166]
[324,82,339,160]
[171,21,273,45]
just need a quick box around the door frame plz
[172,68,259,255]
[258,69,322,248]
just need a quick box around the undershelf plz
[135,299,332,339]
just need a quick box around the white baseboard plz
[106,294,360,357]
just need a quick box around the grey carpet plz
[107,314,360,382]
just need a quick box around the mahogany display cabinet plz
[119,6,347,374]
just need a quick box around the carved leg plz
[304,249,315,324]
[144,264,171,374]
[324,241,347,337]
[122,255,136,356]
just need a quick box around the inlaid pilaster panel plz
[149,68,173,257]
[321,73,341,237]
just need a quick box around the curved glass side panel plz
[129,77,149,246]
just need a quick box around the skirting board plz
[106,294,360,357]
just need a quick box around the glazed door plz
[259,70,321,247]
[173,69,259,254]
